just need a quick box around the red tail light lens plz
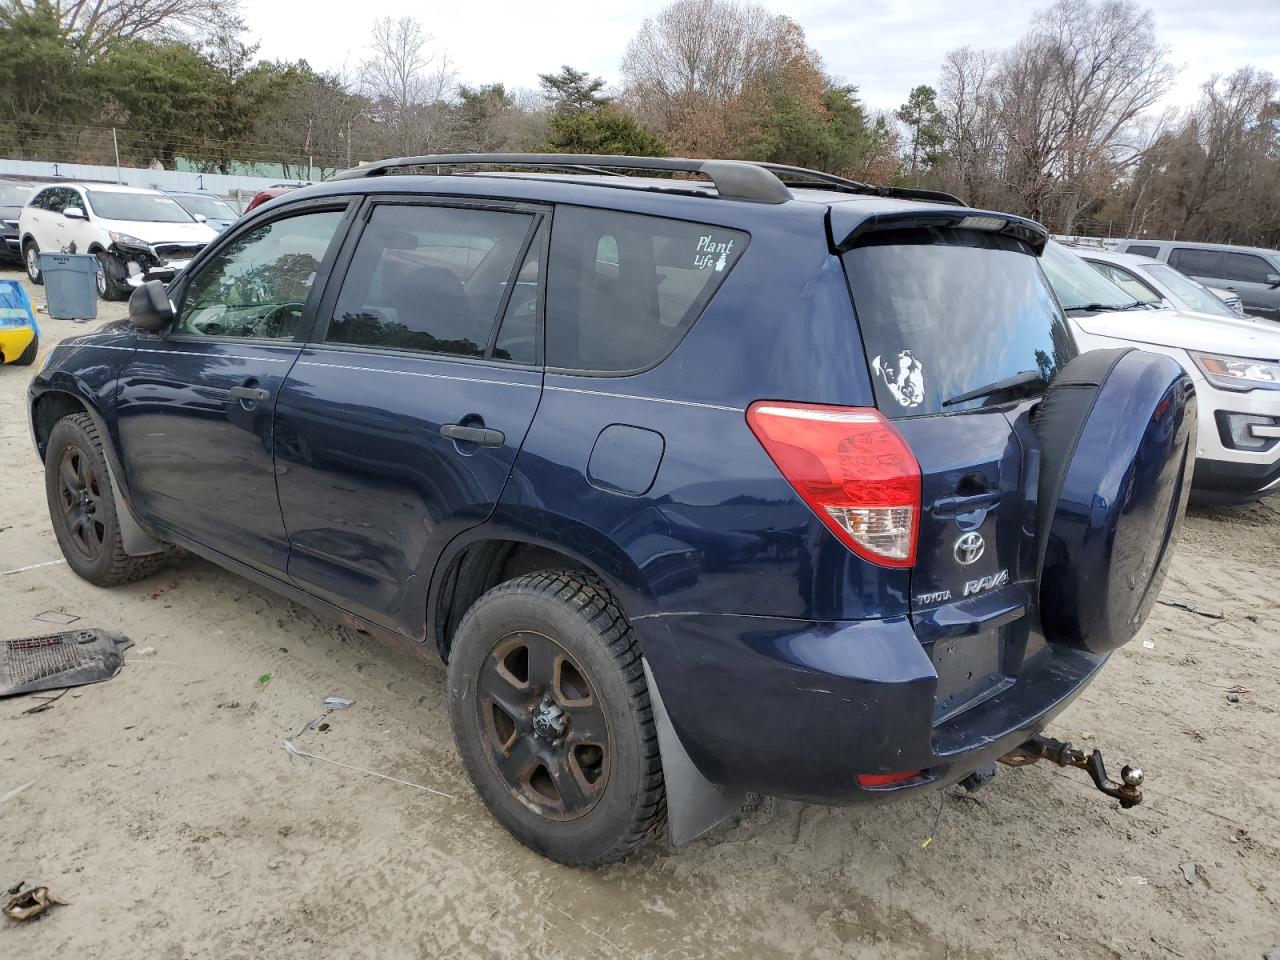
[746,402,921,568]
[856,771,923,788]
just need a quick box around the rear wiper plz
[944,369,1047,408]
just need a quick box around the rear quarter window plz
[546,206,747,373]
[1124,244,1159,258]
[842,227,1076,418]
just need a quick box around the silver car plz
[1112,238,1280,322]
[1075,248,1249,322]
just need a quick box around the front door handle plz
[441,423,505,447]
[230,385,270,402]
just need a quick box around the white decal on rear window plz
[694,234,734,271]
[871,350,925,409]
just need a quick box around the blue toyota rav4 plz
[29,155,1195,865]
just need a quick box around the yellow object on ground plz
[0,325,35,364]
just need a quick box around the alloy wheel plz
[26,246,39,281]
[477,631,610,821]
[55,445,106,561]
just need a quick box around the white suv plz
[1043,241,1280,503]
[20,182,217,300]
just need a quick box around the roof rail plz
[751,163,965,205]
[329,153,793,204]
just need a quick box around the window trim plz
[542,203,752,379]
[308,194,549,370]
[164,196,357,346]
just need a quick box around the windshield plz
[174,194,237,220]
[1144,263,1237,319]
[842,227,1077,418]
[0,183,32,206]
[87,191,195,223]
[1040,241,1141,311]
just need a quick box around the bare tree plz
[3,0,240,54]
[360,16,456,156]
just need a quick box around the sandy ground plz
[0,264,1277,960]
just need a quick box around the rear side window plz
[1124,244,1159,258]
[842,228,1076,418]
[1169,248,1223,277]
[1223,252,1275,284]
[327,204,534,358]
[546,206,747,372]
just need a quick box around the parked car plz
[167,191,239,232]
[1113,239,1280,323]
[0,177,37,263]
[245,183,303,212]
[29,154,1195,865]
[1077,248,1246,321]
[1041,240,1280,502]
[20,182,217,300]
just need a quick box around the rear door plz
[273,197,546,637]
[840,224,1077,722]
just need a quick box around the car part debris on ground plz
[33,610,80,625]
[3,883,67,922]
[0,629,132,697]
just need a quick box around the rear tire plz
[447,571,666,866]
[45,413,168,586]
[12,332,38,366]
[24,240,42,284]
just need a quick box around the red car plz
[246,184,303,212]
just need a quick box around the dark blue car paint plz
[28,173,1189,803]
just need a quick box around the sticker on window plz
[694,234,735,271]
[872,351,925,409]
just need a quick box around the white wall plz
[0,159,311,212]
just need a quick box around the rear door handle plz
[441,423,505,447]
[230,385,270,402]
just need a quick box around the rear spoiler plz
[830,208,1050,255]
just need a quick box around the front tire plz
[24,240,42,284]
[448,571,666,866]
[95,250,129,301]
[45,413,168,586]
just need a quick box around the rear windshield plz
[0,183,31,206]
[88,190,194,223]
[175,194,237,220]
[842,228,1076,418]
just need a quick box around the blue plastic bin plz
[39,252,99,320]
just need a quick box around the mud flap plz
[1034,349,1196,653]
[642,659,744,845]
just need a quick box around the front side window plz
[843,228,1076,418]
[546,207,747,372]
[1091,262,1160,304]
[1169,248,1223,278]
[1223,252,1275,285]
[87,191,194,223]
[177,209,344,340]
[326,203,534,358]
[35,188,65,213]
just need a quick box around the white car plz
[1075,248,1248,322]
[20,182,217,300]
[1042,240,1280,503]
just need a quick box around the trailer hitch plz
[998,734,1145,808]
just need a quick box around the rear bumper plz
[637,613,1107,803]
[0,327,36,363]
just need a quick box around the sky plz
[242,0,1280,115]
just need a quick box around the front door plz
[273,198,547,636]
[115,201,353,574]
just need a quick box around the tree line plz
[2,0,1277,247]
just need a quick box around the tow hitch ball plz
[998,734,1145,808]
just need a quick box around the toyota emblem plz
[954,532,985,565]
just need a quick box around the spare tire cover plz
[1033,348,1196,654]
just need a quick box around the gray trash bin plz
[39,252,99,320]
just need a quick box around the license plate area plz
[931,628,1012,724]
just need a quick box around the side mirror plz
[64,206,87,220]
[1267,273,1280,288]
[194,214,208,223]
[128,280,175,333]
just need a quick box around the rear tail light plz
[746,401,921,567]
